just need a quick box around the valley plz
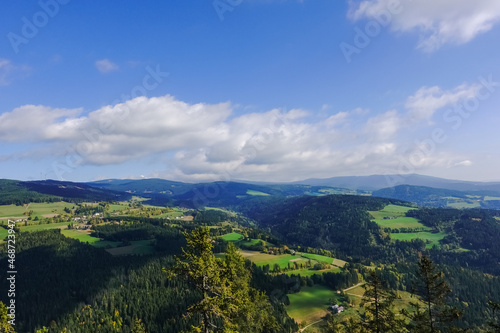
[0,177,500,332]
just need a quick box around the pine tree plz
[170,228,280,333]
[171,227,229,333]
[404,256,462,333]
[360,270,406,333]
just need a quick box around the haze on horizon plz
[1,1,500,183]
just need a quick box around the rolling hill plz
[293,173,500,192]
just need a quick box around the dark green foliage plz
[171,228,296,333]
[404,256,462,333]
[360,270,406,333]
[193,209,233,225]
[0,179,61,205]
[0,228,296,332]
[24,179,130,202]
[488,300,500,332]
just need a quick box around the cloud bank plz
[349,0,500,52]
[0,83,482,181]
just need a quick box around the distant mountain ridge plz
[0,179,130,205]
[292,174,500,192]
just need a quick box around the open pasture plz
[221,232,244,241]
[246,189,270,196]
[0,201,74,220]
[391,232,446,249]
[285,267,342,277]
[240,250,334,270]
[369,204,428,230]
[287,285,339,325]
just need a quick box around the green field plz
[301,253,334,264]
[240,251,334,270]
[484,196,500,201]
[0,219,124,249]
[220,232,244,241]
[0,201,74,220]
[246,190,270,196]
[20,221,72,231]
[332,258,347,268]
[0,228,8,241]
[447,201,481,209]
[287,285,338,324]
[60,229,101,243]
[369,204,428,230]
[391,232,446,249]
[285,267,342,277]
[241,251,310,268]
[108,203,130,212]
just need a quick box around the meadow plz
[239,250,335,271]
[285,267,342,277]
[287,285,339,325]
[391,232,446,249]
[368,204,428,230]
[220,232,244,241]
[0,202,74,220]
[246,190,270,196]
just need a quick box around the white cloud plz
[405,83,480,122]
[454,160,472,167]
[0,105,82,141]
[349,0,500,52]
[95,59,119,73]
[0,88,478,182]
[364,109,402,140]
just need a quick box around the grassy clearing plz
[369,204,428,230]
[484,196,500,201]
[301,253,334,265]
[0,202,74,219]
[285,267,342,277]
[391,232,446,249]
[241,251,310,268]
[240,251,335,270]
[220,232,244,241]
[287,285,338,325]
[246,190,270,196]
[0,228,8,241]
[332,259,348,268]
[60,229,101,243]
[369,204,413,218]
[447,201,481,209]
[344,285,365,297]
[108,203,130,212]
[20,221,71,231]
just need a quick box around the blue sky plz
[1,0,500,183]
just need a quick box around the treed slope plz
[0,179,62,205]
[237,195,411,257]
[24,180,131,202]
[0,179,132,205]
[0,229,298,332]
[87,178,194,196]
